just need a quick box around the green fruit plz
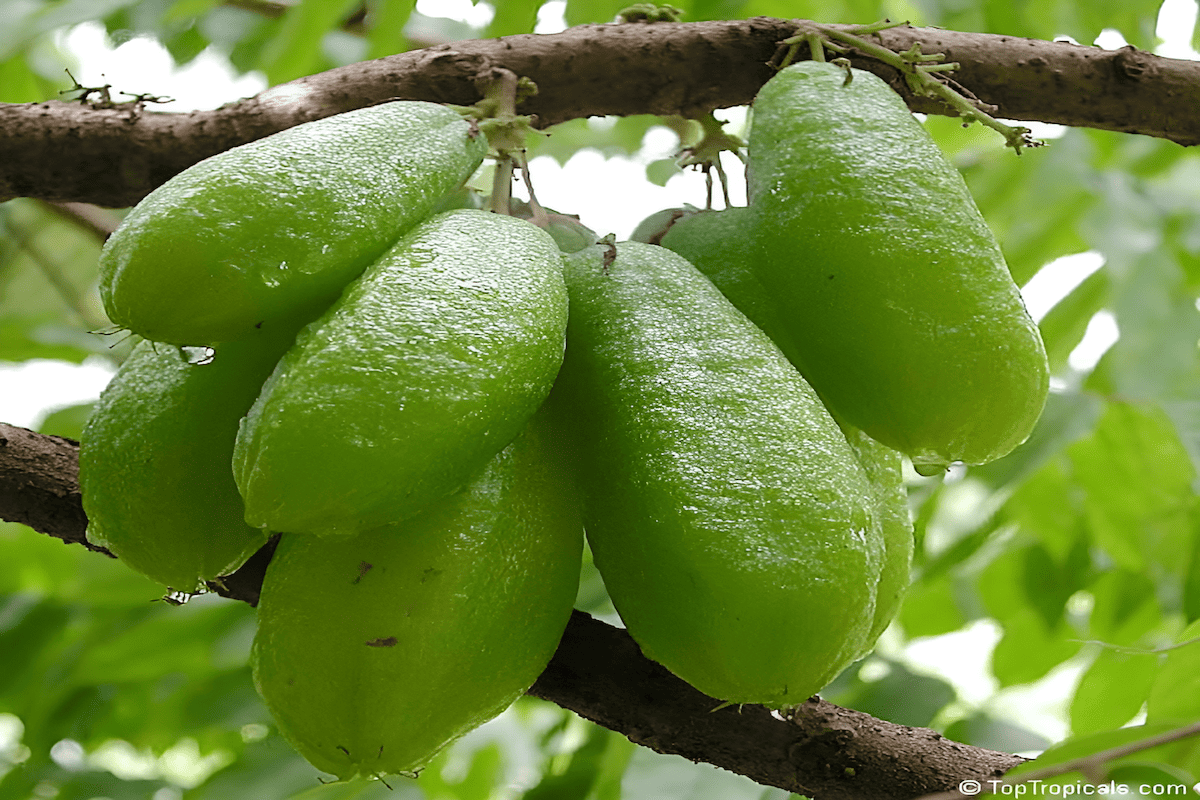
[543,216,600,253]
[251,413,583,780]
[629,205,697,245]
[79,336,290,591]
[233,209,569,537]
[99,101,487,345]
[661,207,913,642]
[843,427,913,646]
[509,200,599,253]
[555,241,886,707]
[748,62,1049,474]
[659,207,796,357]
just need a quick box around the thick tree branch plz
[0,423,109,555]
[0,422,1026,799]
[2,18,1198,207]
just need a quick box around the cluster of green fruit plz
[78,61,1048,782]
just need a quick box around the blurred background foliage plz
[3,0,1200,797]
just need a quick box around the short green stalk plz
[779,21,1042,153]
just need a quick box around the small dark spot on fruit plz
[255,321,263,328]
[827,274,835,280]
[366,636,398,647]
[337,745,351,756]
[352,561,373,584]
[420,567,443,583]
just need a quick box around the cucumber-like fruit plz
[842,427,913,646]
[629,205,697,245]
[79,336,291,591]
[661,207,913,643]
[233,209,569,537]
[251,414,583,781]
[659,207,796,357]
[555,240,886,707]
[99,101,487,345]
[748,62,1049,475]
[510,200,599,253]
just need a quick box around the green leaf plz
[942,713,1052,753]
[960,129,1097,287]
[645,158,681,187]
[164,0,221,25]
[364,0,417,59]
[564,0,630,25]
[1069,649,1160,735]
[1021,539,1089,630]
[531,116,664,165]
[1004,458,1084,561]
[525,722,635,800]
[487,0,544,36]
[256,0,359,84]
[825,660,956,728]
[991,607,1081,686]
[1146,618,1200,724]
[619,744,793,800]
[896,576,966,639]
[1067,403,1196,573]
[1087,570,1161,647]
[1037,267,1110,375]
[0,54,55,103]
[36,401,94,440]
[1182,505,1200,623]
[0,199,113,364]
[1004,722,1199,788]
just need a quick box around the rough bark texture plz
[0,423,108,555]
[529,610,1025,799]
[0,423,1026,799]
[2,18,1198,206]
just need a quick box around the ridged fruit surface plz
[251,414,583,780]
[79,336,291,591]
[748,62,1049,474]
[556,240,885,708]
[233,210,569,537]
[99,101,487,345]
[661,207,913,645]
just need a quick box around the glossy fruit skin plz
[556,241,886,708]
[233,209,569,537]
[251,414,583,781]
[748,63,1049,474]
[79,335,292,592]
[661,207,913,643]
[99,101,487,346]
[842,426,913,646]
[659,207,796,357]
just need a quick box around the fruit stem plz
[677,113,745,208]
[516,151,551,226]
[474,69,537,216]
[780,21,1043,154]
[490,158,515,215]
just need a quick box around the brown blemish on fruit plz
[365,636,398,647]
[352,561,373,584]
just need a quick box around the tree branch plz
[2,18,1198,207]
[0,422,1026,799]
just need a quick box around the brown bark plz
[0,423,108,555]
[2,19,1198,207]
[0,423,1026,799]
